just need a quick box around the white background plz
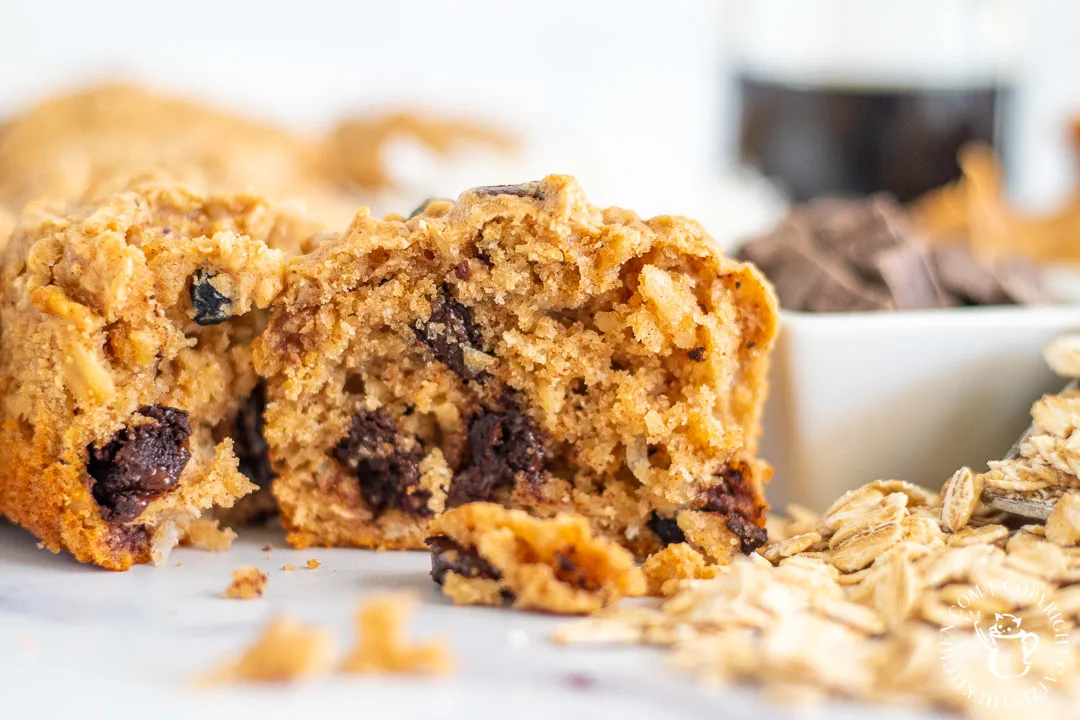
[0,0,1077,211]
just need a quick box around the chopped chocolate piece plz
[700,466,768,553]
[333,411,431,517]
[454,261,472,281]
[740,195,1047,313]
[472,183,544,200]
[930,246,1009,305]
[687,346,706,361]
[427,535,503,584]
[810,195,907,278]
[648,512,686,546]
[189,269,232,326]
[88,405,192,523]
[992,256,1052,306]
[447,400,546,507]
[414,285,487,381]
[875,244,956,310]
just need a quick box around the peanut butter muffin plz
[255,175,778,559]
[0,179,298,569]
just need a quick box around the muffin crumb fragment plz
[222,565,268,599]
[341,593,454,675]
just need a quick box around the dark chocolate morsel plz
[89,405,192,523]
[427,535,503,584]
[446,397,546,507]
[647,512,686,546]
[414,285,488,381]
[333,410,430,517]
[687,346,706,361]
[189,269,232,326]
[700,466,768,553]
[234,380,274,490]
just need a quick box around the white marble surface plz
[0,520,947,720]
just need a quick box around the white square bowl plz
[759,306,1080,511]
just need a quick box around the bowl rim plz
[781,304,1080,330]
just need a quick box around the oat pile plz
[558,472,1080,718]
[978,336,1080,516]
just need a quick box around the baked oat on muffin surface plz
[0,179,302,569]
[255,175,778,560]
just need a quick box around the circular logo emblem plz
[939,579,1071,709]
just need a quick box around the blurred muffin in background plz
[0,83,517,241]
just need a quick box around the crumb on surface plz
[341,593,454,675]
[262,544,273,552]
[281,564,295,571]
[223,565,268,599]
[307,559,320,570]
[202,618,334,684]
[180,518,237,552]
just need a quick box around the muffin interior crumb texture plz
[256,175,778,561]
[0,179,300,569]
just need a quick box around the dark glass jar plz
[729,0,1024,203]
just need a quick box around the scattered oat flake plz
[557,473,1080,717]
[223,566,268,600]
[341,593,454,675]
[281,564,295,571]
[307,559,321,570]
[201,618,334,685]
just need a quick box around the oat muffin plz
[255,175,778,560]
[0,180,300,569]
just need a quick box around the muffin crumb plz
[223,565,268,599]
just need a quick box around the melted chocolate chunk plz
[701,466,768,553]
[473,182,544,200]
[427,535,502,584]
[648,512,686,546]
[234,380,274,489]
[447,399,545,507]
[414,285,487,381]
[333,411,430,517]
[88,405,192,523]
[189,269,232,326]
[687,346,706,361]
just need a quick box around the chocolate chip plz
[648,512,686,546]
[472,183,544,200]
[234,380,274,490]
[414,285,488,381]
[333,410,430,517]
[700,466,768,553]
[88,405,192,523]
[687,346,706,361]
[427,535,503,585]
[447,398,546,507]
[189,269,232,325]
[454,261,472,281]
